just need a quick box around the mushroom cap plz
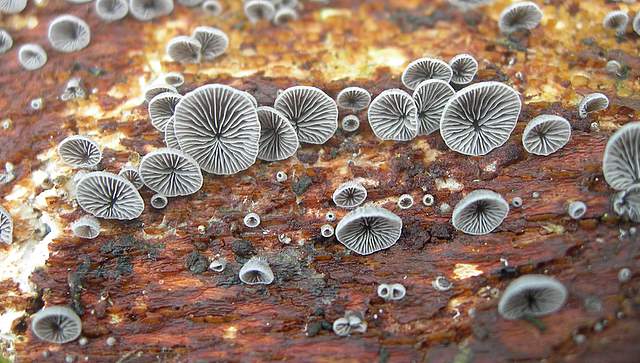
[368,88,418,141]
[452,189,509,235]
[335,205,403,255]
[76,171,145,220]
[163,72,184,88]
[498,1,543,34]
[95,0,129,22]
[129,0,174,21]
[202,0,222,16]
[177,0,202,7]
[389,283,406,300]
[578,93,609,119]
[166,35,202,64]
[148,92,183,131]
[332,180,367,209]
[139,148,203,197]
[613,184,640,222]
[449,53,478,85]
[341,115,360,132]
[522,114,571,156]
[447,0,493,10]
[244,0,276,23]
[377,283,392,300]
[71,215,101,239]
[274,86,338,145]
[603,122,640,191]
[143,82,177,103]
[0,205,13,245]
[567,201,587,219]
[31,306,82,344]
[0,0,27,14]
[192,26,228,60]
[239,257,274,285]
[412,80,455,136]
[498,274,568,320]
[401,57,453,90]
[118,165,144,189]
[164,116,181,149]
[243,212,261,228]
[256,106,299,161]
[174,84,261,175]
[273,6,298,25]
[336,86,371,111]
[603,10,629,34]
[150,194,168,209]
[634,12,640,36]
[440,81,521,156]
[18,44,47,71]
[57,135,103,168]
[332,317,351,336]
[0,29,13,54]
[48,15,91,53]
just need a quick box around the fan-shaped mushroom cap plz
[274,86,338,145]
[174,84,261,175]
[412,80,455,136]
[150,194,168,209]
[603,122,640,190]
[202,0,222,16]
[567,201,586,219]
[239,256,274,285]
[452,189,509,235]
[95,0,129,22]
[578,93,609,119]
[332,180,367,209]
[0,29,13,54]
[143,82,177,103]
[163,72,184,88]
[335,206,403,255]
[449,54,478,85]
[498,1,543,34]
[57,135,103,168]
[256,106,299,161]
[164,116,181,149]
[440,81,521,156]
[129,0,174,21]
[522,115,571,156]
[244,0,275,23]
[148,92,182,131]
[71,215,101,239]
[634,12,640,36]
[613,184,640,222]
[31,306,82,344]
[18,44,47,71]
[139,148,203,197]
[603,10,629,35]
[166,35,202,64]
[273,6,298,25]
[336,87,371,111]
[368,89,418,141]
[48,15,91,53]
[0,0,27,14]
[76,171,145,220]
[332,317,351,336]
[341,115,360,132]
[192,26,228,60]
[0,205,13,245]
[498,274,568,320]
[118,166,143,189]
[401,57,453,90]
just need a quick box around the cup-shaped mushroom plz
[498,1,543,34]
[389,283,406,301]
[163,72,184,88]
[0,205,13,245]
[578,93,609,119]
[57,135,103,169]
[345,311,367,333]
[341,115,360,132]
[603,10,629,35]
[244,0,276,23]
[173,84,261,175]
[71,215,101,239]
[634,12,640,36]
[148,92,182,131]
[48,15,91,53]
[143,82,177,103]
[243,212,261,228]
[76,171,145,220]
[612,184,640,222]
[209,258,226,272]
[332,317,351,336]
[377,283,392,300]
[498,274,568,320]
[192,26,228,60]
[449,54,478,85]
[150,194,168,209]
[0,0,27,13]
[273,6,298,25]
[368,89,418,141]
[320,224,334,237]
[447,0,493,10]
[440,81,521,156]
[397,194,414,209]
[166,36,202,64]
[401,57,453,90]
[118,166,143,190]
[139,148,203,197]
[432,276,453,291]
[567,201,587,220]
[332,181,367,209]
[239,257,274,285]
[335,206,403,255]
[177,0,202,6]
[412,80,455,136]
[129,0,174,21]
[452,190,509,235]
[274,86,338,145]
[164,117,181,150]
[256,106,299,161]
[603,122,640,190]
[522,115,571,156]
[0,29,13,54]
[96,0,129,21]
[202,0,222,16]
[18,44,47,71]
[31,306,82,344]
[336,87,371,111]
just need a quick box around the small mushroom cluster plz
[332,311,367,337]
[244,0,302,26]
[166,26,228,64]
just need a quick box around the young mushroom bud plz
[320,224,334,238]
[150,194,168,209]
[567,201,587,219]
[239,257,274,285]
[243,212,261,228]
[71,215,101,239]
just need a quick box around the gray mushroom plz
[332,311,367,337]
[209,258,226,272]
[498,274,568,320]
[522,115,571,156]
[148,92,182,131]
[398,194,414,209]
[31,306,82,344]
[243,212,261,228]
[173,84,260,175]
[368,89,418,141]
[412,79,455,136]
[612,184,640,222]
[244,0,276,23]
[378,283,406,301]
[634,12,640,36]
[71,215,101,239]
[0,29,13,54]
[150,194,168,209]
[48,15,91,53]
[18,44,48,71]
[95,0,129,22]
[603,10,629,35]
[603,122,640,190]
[76,171,145,220]
[336,86,371,111]
[0,205,13,245]
[143,82,177,103]
[440,81,521,156]
[177,0,202,6]
[320,224,334,237]
[0,0,27,14]
[239,257,274,285]
[192,26,228,61]
[498,1,543,34]
[273,6,298,25]
[578,93,609,119]
[202,0,222,16]
[567,201,587,220]
[61,77,87,101]
[256,106,299,161]
[341,115,360,132]
[401,57,453,90]
[447,0,493,10]
[163,72,184,88]
[57,135,103,168]
[332,181,367,209]
[118,165,144,189]
[449,54,478,85]
[139,148,203,197]
[164,116,181,149]
[335,205,403,255]
[451,189,509,235]
[166,36,202,64]
[129,0,174,21]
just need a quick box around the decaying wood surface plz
[1,0,639,362]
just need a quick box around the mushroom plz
[336,87,371,111]
[422,194,435,206]
[273,6,298,25]
[95,0,129,22]
[612,184,640,222]
[243,212,261,228]
[241,91,258,109]
[150,194,168,209]
[163,72,184,88]
[256,106,299,162]
[201,0,222,16]
[603,122,640,190]
[192,26,228,61]
[320,224,334,237]
[164,117,181,150]
[522,115,571,156]
[398,194,414,209]
[412,79,455,136]
[432,276,453,291]
[244,0,276,23]
[341,115,360,132]
[578,93,609,119]
[71,215,101,239]
[498,274,568,320]
[166,36,202,64]
[57,135,103,169]
[332,311,367,337]
[0,205,13,245]
[498,1,543,35]
[18,44,47,71]
[368,89,418,141]
[48,15,91,53]
[0,29,13,54]
[209,258,226,272]
[567,201,587,220]
[275,171,287,182]
[274,86,338,145]
[0,0,26,14]
[239,257,274,285]
[451,189,509,235]
[143,82,177,103]
[389,283,406,300]
[177,0,202,7]
[634,12,640,36]
[31,306,82,344]
[447,0,493,10]
[440,81,521,156]
[76,171,145,220]
[377,284,392,300]
[118,166,144,190]
[449,54,478,85]
[332,181,367,209]
[148,92,182,131]
[511,197,523,208]
[61,77,87,101]
[129,0,174,21]
[139,148,203,197]
[603,10,629,35]
[325,211,336,222]
[401,57,453,90]
[335,205,403,255]
[173,84,260,175]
